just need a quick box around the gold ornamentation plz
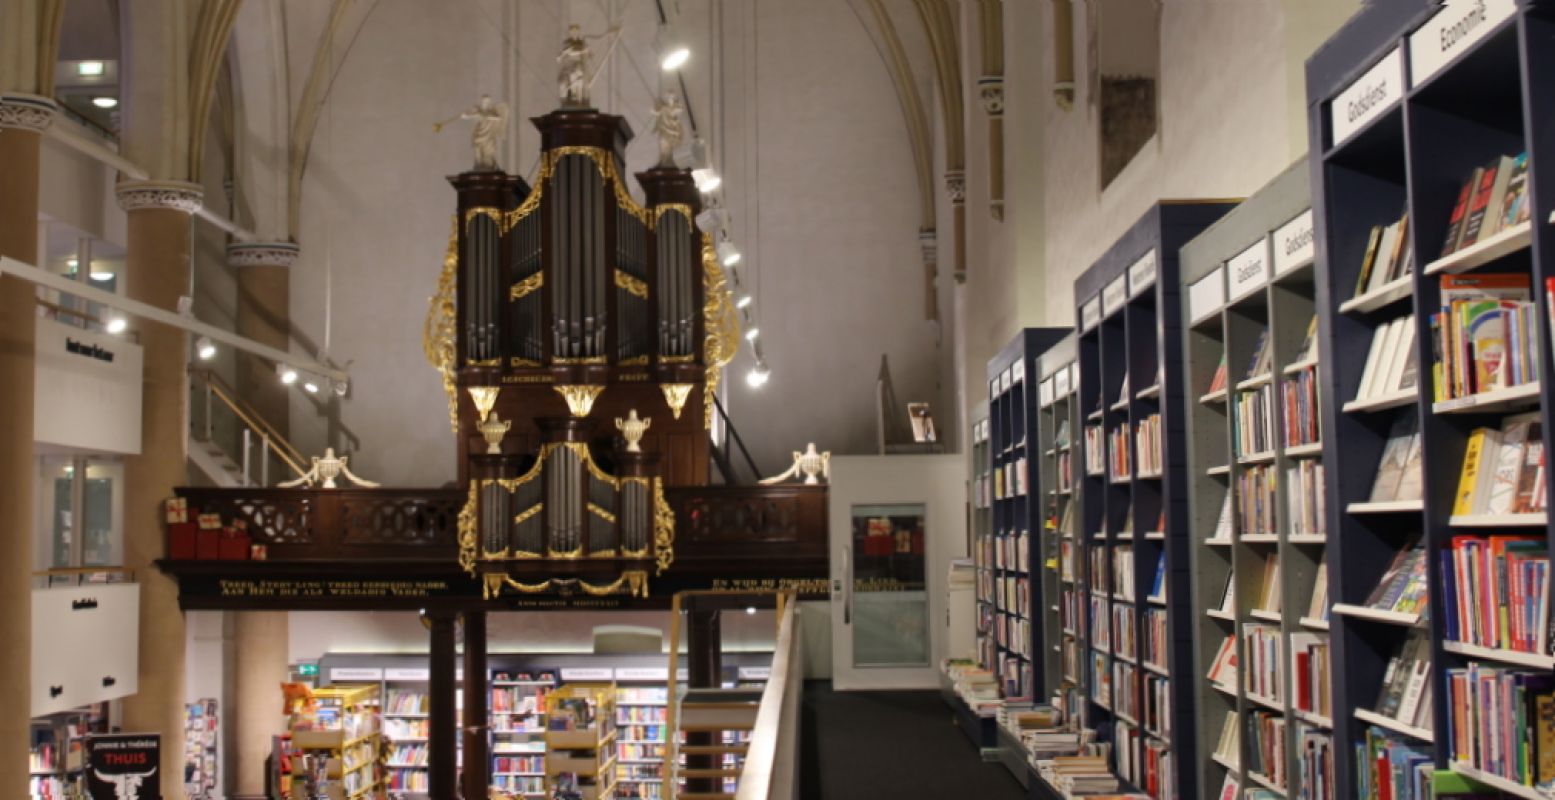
[468,386,501,422]
[653,477,675,575]
[653,203,694,227]
[659,354,695,364]
[701,232,741,428]
[614,269,649,299]
[513,503,544,525]
[483,573,506,599]
[468,357,501,367]
[424,217,460,433]
[554,384,605,417]
[510,357,543,368]
[590,548,618,558]
[503,146,651,231]
[587,503,617,524]
[618,355,649,367]
[509,272,544,301]
[464,206,504,228]
[552,355,608,365]
[659,383,694,420]
[457,481,479,573]
[548,544,584,560]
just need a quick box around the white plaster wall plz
[277,0,945,484]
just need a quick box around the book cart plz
[1307,0,1555,794]
[545,684,618,800]
[1179,162,1329,799]
[1071,202,1235,799]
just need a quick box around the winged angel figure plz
[434,94,509,172]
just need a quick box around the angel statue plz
[277,447,381,489]
[650,91,685,167]
[558,22,623,107]
[434,94,509,172]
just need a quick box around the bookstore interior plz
[11,1,1555,799]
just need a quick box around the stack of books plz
[1352,314,1419,405]
[1368,410,1424,504]
[1451,411,1546,517]
[1432,274,1539,402]
[1438,152,1532,259]
[1440,534,1550,654]
[1034,756,1147,799]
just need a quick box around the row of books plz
[618,705,665,725]
[1112,546,1136,602]
[1298,726,1336,800]
[995,575,1031,616]
[1362,542,1430,618]
[1056,450,1075,492]
[1352,210,1414,300]
[1432,274,1540,401]
[491,754,542,774]
[491,685,548,716]
[1439,152,1532,259]
[1374,632,1434,732]
[1291,632,1332,720]
[1115,721,1173,798]
[1246,329,1276,382]
[1286,460,1327,538]
[1453,411,1546,516]
[1248,709,1289,790]
[1108,424,1133,480]
[1353,313,1419,405]
[1035,755,1147,798]
[1235,385,1277,457]
[993,530,1031,572]
[994,613,1032,659]
[1090,596,1111,651]
[1443,663,1555,788]
[1085,424,1106,475]
[1136,413,1164,476]
[1061,589,1085,635]
[1142,608,1168,671]
[1236,465,1278,537]
[1141,672,1171,740]
[1112,604,1137,662]
[1440,534,1551,655]
[992,457,1030,499]
[618,743,664,762]
[1243,623,1285,703]
[490,774,543,796]
[387,769,431,792]
[384,690,430,716]
[1113,661,1140,721]
[1282,366,1321,448]
[387,743,429,767]
[1358,727,1433,800]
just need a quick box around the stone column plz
[0,90,55,798]
[230,611,287,798]
[115,179,204,785]
[946,171,967,283]
[227,242,298,435]
[918,229,938,322]
[978,78,1006,221]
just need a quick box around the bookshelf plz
[287,684,383,800]
[545,684,618,800]
[1073,202,1235,800]
[986,327,1069,703]
[1307,1,1555,793]
[1180,161,1327,799]
[1036,336,1084,724]
[973,411,996,680]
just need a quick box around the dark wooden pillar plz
[428,610,459,798]
[685,606,722,793]
[462,611,489,800]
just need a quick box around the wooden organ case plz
[426,108,740,598]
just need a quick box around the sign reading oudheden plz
[85,733,161,800]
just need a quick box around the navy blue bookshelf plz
[1308,1,1555,794]
[1073,202,1235,800]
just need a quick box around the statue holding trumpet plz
[434,93,509,172]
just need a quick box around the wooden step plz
[677,794,735,800]
[680,744,749,756]
[678,723,754,733]
[678,768,742,779]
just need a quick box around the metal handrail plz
[712,394,763,482]
[191,368,308,479]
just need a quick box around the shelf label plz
[1127,250,1158,298]
[989,378,998,400]
[737,667,771,680]
[1055,365,1071,397]
[1101,275,1128,317]
[1039,377,1054,407]
[1188,266,1226,324]
[615,667,668,681]
[385,668,429,681]
[329,667,383,682]
[559,667,614,682]
[1069,364,1080,393]
[1080,296,1102,332]
[1273,210,1315,276]
[1228,238,1271,302]
[1331,47,1403,147]
[1410,0,1517,87]
[1012,359,1024,384]
[676,668,689,681]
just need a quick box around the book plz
[1353,224,1384,298]
[1441,168,1483,257]
[1459,155,1515,248]
[1499,152,1531,230]
[1245,329,1272,380]
[1361,540,1424,613]
[1369,409,1420,502]
[1443,666,1555,788]
[1453,413,1544,516]
[1207,351,1229,395]
[1292,314,1319,365]
[1307,556,1329,620]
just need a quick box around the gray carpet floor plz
[799,681,1026,799]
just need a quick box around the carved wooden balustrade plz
[173,487,463,562]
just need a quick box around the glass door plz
[845,504,930,668]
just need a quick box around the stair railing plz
[710,394,764,485]
[189,368,308,485]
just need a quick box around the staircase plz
[187,368,308,488]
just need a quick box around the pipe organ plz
[428,107,738,598]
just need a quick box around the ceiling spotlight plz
[744,327,759,342]
[278,365,298,385]
[332,378,350,398]
[745,606,757,615]
[91,96,118,109]
[716,241,742,267]
[89,270,114,282]
[303,381,319,394]
[77,61,105,77]
[695,207,728,235]
[736,293,753,309]
[691,168,721,193]
[104,316,127,335]
[196,336,216,360]
[672,138,708,170]
[746,363,771,388]
[661,45,690,71]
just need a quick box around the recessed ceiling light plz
[91,96,118,109]
[77,61,105,77]
[105,317,127,335]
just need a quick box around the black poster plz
[85,734,161,800]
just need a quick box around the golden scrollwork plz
[486,571,647,599]
[424,216,460,434]
[552,355,608,365]
[504,146,651,232]
[468,386,500,422]
[587,503,616,524]
[618,355,649,367]
[614,269,649,299]
[509,272,544,301]
[465,206,504,229]
[659,354,695,364]
[659,383,694,420]
[510,357,543,368]
[554,384,605,417]
[457,480,479,573]
[701,232,741,428]
[513,503,544,525]
[653,203,694,228]
[653,477,675,575]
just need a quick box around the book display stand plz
[1308,1,1555,794]
[1180,162,1327,799]
[1071,202,1235,799]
